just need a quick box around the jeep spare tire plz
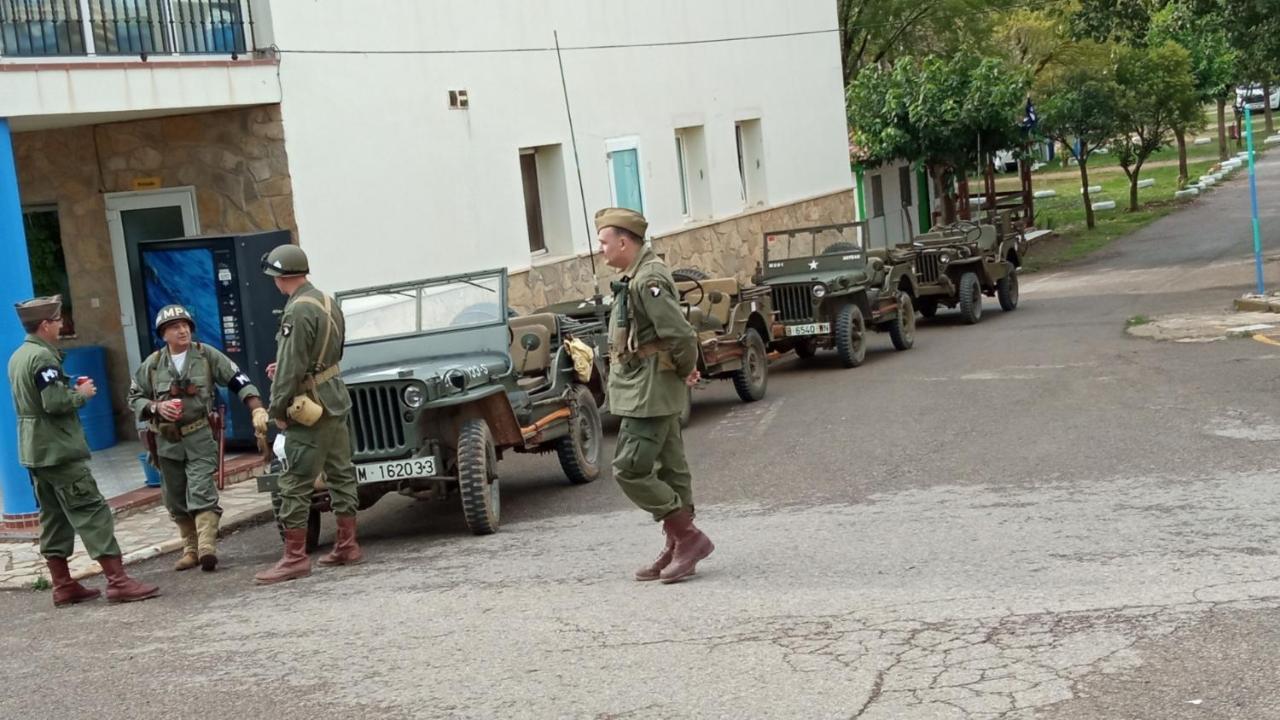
[672,268,709,283]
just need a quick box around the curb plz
[68,504,277,582]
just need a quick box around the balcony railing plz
[1,0,256,58]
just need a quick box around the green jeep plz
[259,268,607,546]
[757,222,918,368]
[905,217,1025,323]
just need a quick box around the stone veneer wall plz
[507,189,855,312]
[13,106,295,435]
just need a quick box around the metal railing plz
[1,0,256,58]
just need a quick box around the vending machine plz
[128,230,291,447]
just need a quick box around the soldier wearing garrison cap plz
[255,244,363,585]
[8,295,159,606]
[127,304,267,572]
[595,207,715,584]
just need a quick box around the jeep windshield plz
[339,271,507,343]
[764,223,869,263]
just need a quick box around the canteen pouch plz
[287,394,324,427]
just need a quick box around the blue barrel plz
[138,454,162,488]
[62,346,118,452]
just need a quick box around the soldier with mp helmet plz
[7,295,159,606]
[596,208,715,583]
[254,244,363,585]
[127,304,268,572]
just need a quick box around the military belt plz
[303,364,341,390]
[632,341,671,359]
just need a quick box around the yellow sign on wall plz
[131,177,163,190]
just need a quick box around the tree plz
[1149,2,1238,170]
[993,6,1076,79]
[848,50,1029,222]
[1070,0,1161,45]
[1036,42,1123,230]
[1208,0,1280,134]
[1111,41,1199,210]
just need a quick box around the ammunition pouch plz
[155,418,208,442]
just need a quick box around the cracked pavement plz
[1,155,1280,719]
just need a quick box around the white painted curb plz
[1174,188,1200,199]
[1033,189,1057,199]
[1137,179,1155,189]
[1092,200,1117,211]
[1194,137,1212,145]
[1080,185,1102,194]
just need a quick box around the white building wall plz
[262,0,852,292]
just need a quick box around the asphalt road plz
[3,154,1280,720]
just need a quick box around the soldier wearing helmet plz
[254,244,363,585]
[127,304,268,572]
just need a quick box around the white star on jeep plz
[808,260,819,270]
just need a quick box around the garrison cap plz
[154,304,196,334]
[14,295,62,325]
[261,244,310,277]
[594,207,648,239]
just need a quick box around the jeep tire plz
[557,385,602,485]
[889,292,916,351]
[731,328,769,402]
[835,304,867,368]
[458,418,500,535]
[997,267,1019,312]
[958,272,983,325]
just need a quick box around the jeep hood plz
[341,351,511,386]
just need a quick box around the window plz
[674,126,710,220]
[22,206,74,336]
[734,119,768,206]
[606,137,644,214]
[519,145,573,257]
[899,166,913,208]
[519,150,546,253]
[870,175,885,218]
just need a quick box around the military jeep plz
[539,270,774,424]
[757,222,918,368]
[904,217,1025,324]
[258,268,607,541]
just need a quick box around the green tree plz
[1149,2,1238,169]
[1070,0,1162,44]
[1111,41,1199,210]
[1207,0,1280,133]
[848,50,1029,222]
[1036,42,1123,230]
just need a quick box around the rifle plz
[212,404,227,490]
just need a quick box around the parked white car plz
[1236,84,1280,112]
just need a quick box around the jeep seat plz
[977,225,997,253]
[675,277,739,328]
[683,306,722,334]
[508,314,557,379]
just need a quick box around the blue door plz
[610,149,644,213]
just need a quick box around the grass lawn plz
[987,109,1277,273]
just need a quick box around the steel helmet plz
[154,305,196,335]
[261,244,310,277]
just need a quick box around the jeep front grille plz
[772,284,816,323]
[916,253,941,284]
[349,385,408,456]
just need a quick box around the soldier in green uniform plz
[7,296,160,606]
[127,305,269,572]
[596,208,715,584]
[254,244,363,585]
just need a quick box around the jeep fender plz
[422,386,524,449]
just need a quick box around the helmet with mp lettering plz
[154,305,195,335]
[261,244,310,277]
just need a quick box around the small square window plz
[448,90,469,109]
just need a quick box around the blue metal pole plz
[1246,106,1265,296]
[0,118,39,517]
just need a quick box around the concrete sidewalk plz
[0,463,273,590]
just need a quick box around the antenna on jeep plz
[555,30,599,284]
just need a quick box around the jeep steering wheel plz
[952,220,982,243]
[678,278,706,308]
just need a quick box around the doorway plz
[104,187,200,370]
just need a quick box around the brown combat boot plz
[45,556,101,607]
[98,555,161,603]
[194,511,220,572]
[173,517,199,571]
[254,528,312,585]
[317,515,364,566]
[658,508,714,584]
[634,530,675,581]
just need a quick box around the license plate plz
[785,323,830,337]
[355,456,439,484]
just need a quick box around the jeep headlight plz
[812,283,827,299]
[402,384,425,409]
[939,254,951,264]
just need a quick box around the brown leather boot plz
[98,555,161,603]
[254,528,312,585]
[658,508,714,584]
[318,515,363,566]
[634,530,675,581]
[45,556,101,608]
[194,511,220,572]
[173,517,199,571]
